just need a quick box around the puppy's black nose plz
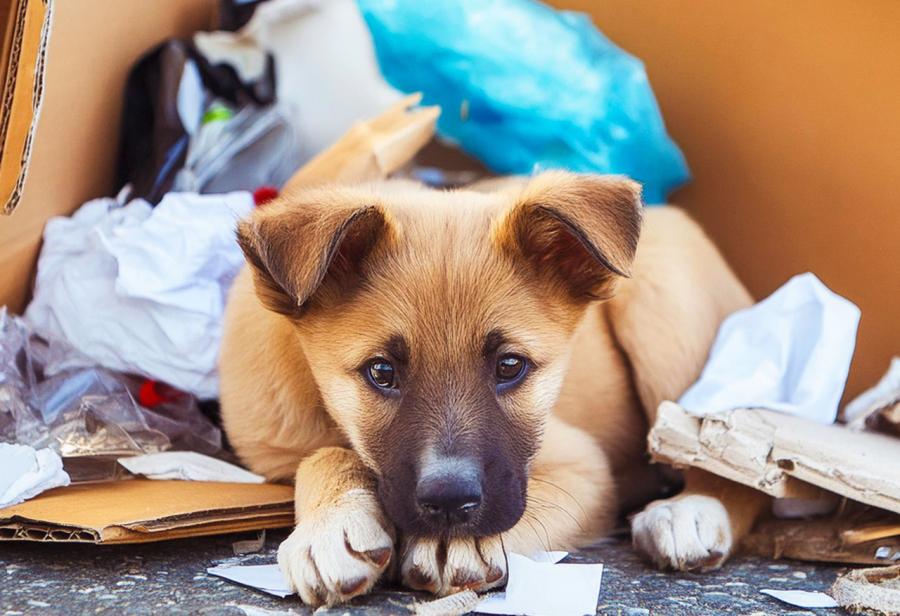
[416,458,482,523]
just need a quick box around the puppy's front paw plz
[631,494,733,571]
[400,535,507,595]
[278,489,394,606]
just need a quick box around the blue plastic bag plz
[357,0,689,203]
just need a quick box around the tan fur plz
[219,172,765,605]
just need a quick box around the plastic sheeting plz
[358,0,689,203]
[0,309,222,469]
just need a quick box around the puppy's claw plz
[631,494,733,571]
[277,490,394,606]
[400,535,507,595]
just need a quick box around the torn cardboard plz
[831,565,900,615]
[744,508,900,565]
[0,479,294,544]
[649,401,900,514]
[0,0,52,214]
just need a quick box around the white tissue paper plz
[25,191,254,399]
[0,443,70,508]
[679,273,860,424]
[118,452,264,483]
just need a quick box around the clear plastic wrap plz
[0,308,223,481]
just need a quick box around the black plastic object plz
[116,39,276,204]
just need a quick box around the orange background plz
[555,0,900,399]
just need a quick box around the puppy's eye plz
[496,354,527,385]
[366,358,396,390]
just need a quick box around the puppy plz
[219,172,769,605]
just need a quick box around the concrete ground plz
[1,529,848,615]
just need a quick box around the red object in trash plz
[137,379,179,408]
[253,186,279,207]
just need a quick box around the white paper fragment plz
[760,589,839,608]
[207,564,292,598]
[679,273,860,424]
[208,551,576,606]
[25,192,254,399]
[845,357,900,426]
[0,443,70,508]
[119,452,264,483]
[477,553,603,616]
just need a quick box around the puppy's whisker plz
[527,496,585,533]
[530,477,588,517]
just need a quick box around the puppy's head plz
[238,172,642,538]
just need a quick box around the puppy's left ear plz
[493,171,643,300]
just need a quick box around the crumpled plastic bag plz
[117,39,300,203]
[358,0,689,203]
[0,309,222,478]
[679,273,861,424]
[24,191,254,398]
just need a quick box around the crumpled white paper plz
[0,443,70,508]
[207,563,293,598]
[118,452,264,484]
[25,191,254,399]
[679,273,860,424]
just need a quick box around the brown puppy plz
[219,172,769,606]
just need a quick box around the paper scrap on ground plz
[208,563,292,598]
[679,272,860,424]
[208,551,577,605]
[478,553,603,616]
[760,588,839,608]
[0,443,70,508]
[119,452,264,483]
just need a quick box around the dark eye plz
[496,354,527,385]
[367,358,396,390]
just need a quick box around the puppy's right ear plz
[237,196,392,317]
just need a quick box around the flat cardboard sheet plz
[0,479,294,544]
[649,401,900,514]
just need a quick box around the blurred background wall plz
[556,0,900,399]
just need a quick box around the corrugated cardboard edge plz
[649,401,900,514]
[0,0,52,215]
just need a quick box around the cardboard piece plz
[648,401,900,514]
[743,509,900,566]
[0,0,51,215]
[283,93,440,192]
[0,480,294,544]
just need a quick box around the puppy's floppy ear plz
[493,171,643,300]
[237,195,391,317]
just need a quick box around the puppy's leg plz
[631,469,769,570]
[398,418,615,595]
[278,447,395,606]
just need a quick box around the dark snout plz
[416,457,483,526]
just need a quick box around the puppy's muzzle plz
[415,457,482,527]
